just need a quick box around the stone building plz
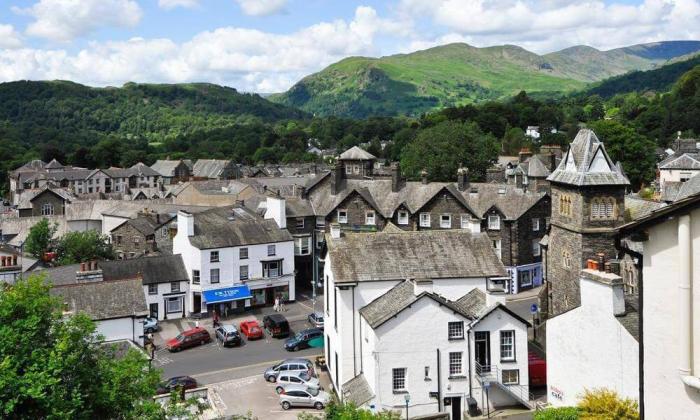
[150,159,192,184]
[17,187,73,217]
[110,212,175,259]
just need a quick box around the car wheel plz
[275,386,284,394]
[293,345,300,352]
[200,340,205,345]
[267,375,276,383]
[282,401,291,410]
[314,402,324,410]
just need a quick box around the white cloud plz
[158,0,201,10]
[15,0,142,42]
[0,25,22,49]
[235,0,287,16]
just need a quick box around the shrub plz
[578,388,639,420]
[534,406,580,420]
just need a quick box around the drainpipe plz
[468,329,473,397]
[678,214,700,390]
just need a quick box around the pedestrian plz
[195,320,199,328]
[274,296,280,312]
[213,311,220,328]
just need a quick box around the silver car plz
[275,371,321,394]
[264,358,314,382]
[279,384,330,410]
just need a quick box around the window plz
[448,321,464,340]
[532,218,540,231]
[420,212,430,227]
[316,218,326,229]
[210,268,220,284]
[114,235,122,245]
[192,270,200,284]
[488,215,500,230]
[171,282,180,293]
[502,369,520,385]
[681,172,693,182]
[398,210,409,225]
[392,368,406,391]
[519,270,532,287]
[239,247,248,260]
[210,251,219,263]
[353,164,360,175]
[562,250,572,268]
[295,237,311,256]
[148,284,158,295]
[449,352,463,376]
[267,245,276,256]
[559,195,572,217]
[240,265,249,280]
[500,330,515,361]
[493,239,502,261]
[461,215,470,229]
[337,210,348,224]
[345,165,352,175]
[167,297,182,313]
[424,366,430,380]
[532,239,541,257]
[263,261,281,278]
[440,214,451,229]
[365,211,376,225]
[41,203,54,216]
[296,218,305,229]
[162,227,168,238]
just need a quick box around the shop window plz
[167,297,182,313]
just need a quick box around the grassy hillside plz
[271,41,700,118]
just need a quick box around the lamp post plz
[404,393,410,420]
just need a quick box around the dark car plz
[263,314,291,338]
[166,327,211,352]
[156,376,197,394]
[285,328,323,351]
[215,324,242,347]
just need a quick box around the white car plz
[274,371,321,394]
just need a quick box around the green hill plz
[271,41,700,118]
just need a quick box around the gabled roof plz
[51,277,148,320]
[659,153,700,170]
[192,159,233,179]
[547,129,629,186]
[45,159,65,169]
[339,146,376,161]
[100,254,189,285]
[187,206,292,249]
[151,160,188,177]
[342,374,374,406]
[111,213,174,236]
[17,187,74,209]
[453,288,487,319]
[520,155,551,178]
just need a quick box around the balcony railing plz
[475,361,534,409]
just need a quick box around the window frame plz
[532,218,540,231]
[440,214,452,229]
[210,250,219,263]
[392,368,407,392]
[449,352,463,376]
[337,209,348,224]
[240,265,249,281]
[166,297,182,314]
[263,260,281,278]
[148,284,158,295]
[397,210,409,225]
[192,269,200,285]
[502,369,520,385]
[41,202,55,216]
[460,214,470,229]
[519,270,532,287]
[448,321,464,340]
[492,239,502,261]
[170,282,180,293]
[500,330,516,362]
[210,268,220,284]
[267,244,276,256]
[239,247,248,260]
[419,212,430,228]
[365,210,376,226]
[488,214,501,230]
[295,218,305,229]
[532,239,541,257]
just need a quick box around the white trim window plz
[532,239,541,257]
[500,330,515,361]
[488,214,501,230]
[192,270,200,285]
[448,321,464,340]
[338,210,348,224]
[167,297,182,313]
[263,261,281,278]
[148,284,158,295]
[210,250,219,263]
[239,247,248,260]
[460,214,470,229]
[440,214,451,229]
[296,218,304,229]
[492,239,502,261]
[295,237,311,256]
[502,369,519,385]
[449,352,463,376]
[365,211,376,225]
[392,368,406,392]
[240,265,249,280]
[532,218,540,231]
[171,282,180,293]
[398,210,409,225]
[419,212,430,228]
[345,165,352,175]
[210,268,220,284]
[267,245,276,256]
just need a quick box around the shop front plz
[246,273,295,307]
[202,285,253,318]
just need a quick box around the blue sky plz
[0,0,699,92]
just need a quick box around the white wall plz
[102,215,131,236]
[143,281,188,321]
[659,169,700,187]
[97,316,145,346]
[546,277,638,407]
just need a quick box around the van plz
[263,314,290,338]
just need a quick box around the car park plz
[274,371,321,394]
[307,312,324,329]
[264,358,314,382]
[263,314,291,338]
[284,328,323,351]
[143,316,159,333]
[166,327,211,352]
[279,384,330,410]
[156,376,197,394]
[240,320,263,340]
[215,324,242,347]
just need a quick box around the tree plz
[24,218,57,259]
[400,121,499,182]
[0,275,162,418]
[54,230,115,265]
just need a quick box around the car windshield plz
[175,334,184,342]
[308,387,319,397]
[295,332,304,339]
[299,371,311,381]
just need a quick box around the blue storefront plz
[202,285,253,317]
[508,263,543,294]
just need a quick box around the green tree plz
[578,388,639,420]
[55,230,115,265]
[319,399,401,419]
[24,218,57,259]
[400,121,499,181]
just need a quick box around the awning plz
[203,285,253,304]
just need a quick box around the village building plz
[170,179,255,207]
[192,159,239,180]
[110,211,176,259]
[150,159,192,184]
[657,138,700,191]
[17,187,74,217]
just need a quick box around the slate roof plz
[658,153,700,170]
[660,181,683,202]
[151,160,187,177]
[17,187,74,209]
[327,230,507,284]
[519,155,551,178]
[616,293,639,341]
[342,374,374,406]
[453,288,487,319]
[45,159,65,169]
[672,174,700,202]
[547,129,630,186]
[112,213,173,236]
[624,196,666,221]
[187,206,292,249]
[51,278,148,320]
[338,146,376,161]
[464,183,547,220]
[193,159,232,179]
[100,254,189,285]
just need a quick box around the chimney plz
[581,268,626,316]
[421,169,429,185]
[178,211,195,236]
[76,261,103,282]
[331,161,343,195]
[264,196,287,229]
[457,167,469,191]
[519,147,533,163]
[391,162,401,193]
[330,223,341,239]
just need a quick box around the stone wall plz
[325,191,385,232]
[111,223,156,259]
[415,189,476,230]
[513,196,550,267]
[20,192,66,217]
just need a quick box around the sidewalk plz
[506,285,542,302]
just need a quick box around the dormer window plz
[419,212,430,228]
[338,210,348,224]
[41,203,54,216]
[398,210,409,225]
[365,211,376,225]
[440,214,451,228]
[488,215,500,230]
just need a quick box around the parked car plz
[263,314,291,338]
[279,384,330,410]
[215,324,242,347]
[239,320,263,340]
[307,312,324,329]
[166,327,211,352]
[156,376,197,394]
[284,328,323,351]
[528,350,547,386]
[274,371,321,394]
[264,358,314,382]
[143,316,159,333]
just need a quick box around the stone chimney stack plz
[391,162,402,193]
[420,169,429,185]
[331,160,343,195]
[457,167,470,191]
[519,147,533,163]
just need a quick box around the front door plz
[450,397,462,420]
[474,331,491,373]
[193,293,201,314]
[149,303,158,319]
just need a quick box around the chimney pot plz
[420,169,429,185]
[391,162,402,193]
[457,167,470,191]
[80,262,86,272]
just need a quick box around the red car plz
[166,327,211,352]
[528,351,547,386]
[239,320,263,339]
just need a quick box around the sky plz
[0,0,699,93]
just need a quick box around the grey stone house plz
[110,212,175,259]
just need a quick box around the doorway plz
[450,397,462,420]
[193,293,201,314]
[149,303,158,319]
[474,331,491,372]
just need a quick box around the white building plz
[173,198,295,317]
[546,268,639,407]
[324,226,530,419]
[525,126,540,139]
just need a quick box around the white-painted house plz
[324,226,530,419]
[173,198,295,317]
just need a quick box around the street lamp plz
[404,393,410,420]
